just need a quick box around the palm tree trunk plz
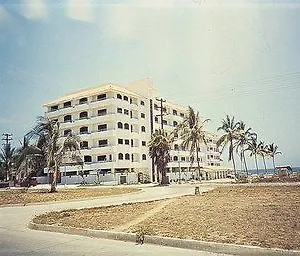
[272,156,276,174]
[50,165,58,193]
[262,155,267,173]
[254,154,259,175]
[196,146,201,180]
[229,140,237,177]
[243,151,248,176]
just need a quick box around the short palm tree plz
[176,106,209,179]
[29,116,82,192]
[246,136,260,175]
[217,115,240,176]
[258,141,268,173]
[266,143,282,173]
[0,143,15,181]
[148,129,171,185]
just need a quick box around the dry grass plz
[132,186,300,250]
[33,201,161,230]
[30,186,300,250]
[0,187,139,205]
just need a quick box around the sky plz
[0,0,300,169]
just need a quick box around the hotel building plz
[44,79,227,185]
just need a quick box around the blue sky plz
[0,0,300,169]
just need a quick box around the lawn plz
[32,185,300,250]
[0,187,140,205]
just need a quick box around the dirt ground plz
[33,200,161,230]
[0,187,139,205]
[131,186,300,250]
[33,185,300,250]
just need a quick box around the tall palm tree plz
[0,143,15,181]
[258,141,268,173]
[234,122,256,176]
[176,106,209,179]
[29,116,82,192]
[246,136,260,175]
[148,129,171,185]
[217,115,240,177]
[266,143,282,173]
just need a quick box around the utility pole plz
[1,133,13,181]
[155,98,166,129]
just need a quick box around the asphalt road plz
[0,184,228,256]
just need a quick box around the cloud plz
[21,0,47,20]
[0,5,11,24]
[67,0,94,22]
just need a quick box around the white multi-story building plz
[43,79,227,185]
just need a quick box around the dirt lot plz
[33,185,300,250]
[33,200,161,230]
[132,186,300,250]
[0,187,139,205]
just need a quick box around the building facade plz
[44,79,227,185]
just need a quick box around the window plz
[163,120,167,125]
[64,101,72,108]
[173,156,178,161]
[181,157,185,161]
[64,129,72,136]
[174,144,179,150]
[142,154,147,160]
[154,104,158,110]
[80,141,88,149]
[141,113,145,118]
[125,153,130,160]
[97,155,106,161]
[79,126,88,134]
[142,141,146,146]
[125,139,130,145]
[117,107,122,113]
[117,122,123,129]
[117,94,122,99]
[173,121,178,127]
[118,153,123,160]
[118,139,123,144]
[97,94,106,101]
[64,115,72,122]
[98,139,108,147]
[79,97,88,104]
[98,124,107,132]
[50,105,58,111]
[141,126,146,132]
[155,116,158,122]
[79,111,88,119]
[124,123,129,130]
[180,113,184,117]
[123,95,128,101]
[173,109,177,115]
[98,109,107,116]
[84,155,92,163]
[124,109,129,115]
[141,100,145,106]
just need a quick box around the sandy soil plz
[0,187,139,205]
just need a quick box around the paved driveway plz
[0,184,228,256]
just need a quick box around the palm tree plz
[29,116,82,192]
[176,106,209,180]
[234,122,256,176]
[217,115,240,177]
[246,136,260,175]
[0,143,15,181]
[258,141,268,173]
[266,143,282,174]
[148,129,171,185]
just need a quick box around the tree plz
[175,106,209,180]
[234,122,256,176]
[29,117,82,192]
[246,136,260,175]
[0,143,15,181]
[266,143,282,173]
[258,141,268,173]
[217,115,240,177]
[148,129,171,185]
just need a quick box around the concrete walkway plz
[0,183,227,256]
